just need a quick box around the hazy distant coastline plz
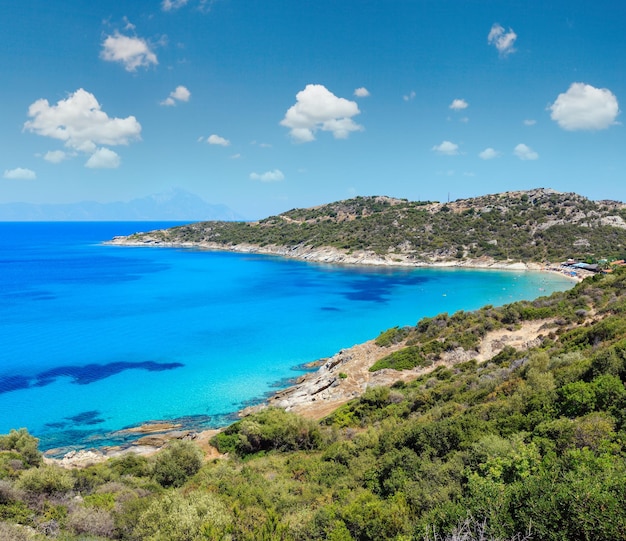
[0,188,242,222]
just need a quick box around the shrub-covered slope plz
[2,269,626,540]
[119,188,626,262]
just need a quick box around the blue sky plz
[1,0,624,219]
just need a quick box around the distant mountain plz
[0,188,243,221]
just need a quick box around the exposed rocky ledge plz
[107,235,544,272]
[239,317,559,421]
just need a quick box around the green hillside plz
[118,188,626,263]
[2,268,626,540]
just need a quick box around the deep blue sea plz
[0,222,574,452]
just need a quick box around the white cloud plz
[523,119,537,126]
[161,85,191,106]
[3,167,36,180]
[449,99,468,111]
[250,169,284,182]
[85,148,121,169]
[43,150,68,163]
[24,89,142,154]
[488,23,517,55]
[100,32,158,72]
[514,143,538,160]
[432,141,460,155]
[549,82,620,131]
[207,134,230,146]
[162,0,189,10]
[230,153,241,159]
[280,84,363,142]
[122,17,136,31]
[403,90,416,102]
[479,147,501,160]
[354,87,370,98]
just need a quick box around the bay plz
[0,222,574,451]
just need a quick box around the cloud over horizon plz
[100,32,158,72]
[3,167,36,180]
[549,82,620,131]
[354,87,370,98]
[43,150,68,163]
[514,143,539,160]
[281,84,363,142]
[207,134,230,146]
[250,169,284,182]
[432,141,460,155]
[85,148,121,169]
[479,148,501,160]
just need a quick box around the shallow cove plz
[0,222,574,451]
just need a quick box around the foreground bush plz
[152,440,204,488]
[212,407,325,456]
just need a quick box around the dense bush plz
[152,440,204,488]
[212,407,325,456]
[16,465,74,495]
[0,428,41,468]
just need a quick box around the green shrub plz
[16,465,74,495]
[375,326,409,347]
[152,440,204,488]
[370,346,432,371]
[212,408,324,456]
[133,490,231,541]
[0,428,41,467]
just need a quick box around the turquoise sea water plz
[0,222,574,451]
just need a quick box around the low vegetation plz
[2,268,626,539]
[122,188,626,263]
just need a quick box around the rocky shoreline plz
[44,238,580,467]
[106,235,555,272]
[44,315,561,468]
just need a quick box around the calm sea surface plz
[0,222,574,451]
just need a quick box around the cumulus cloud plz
[24,88,142,154]
[523,119,537,126]
[207,134,230,146]
[3,167,36,180]
[479,148,501,160]
[281,84,363,142]
[549,82,620,131]
[100,32,158,71]
[43,150,68,163]
[162,0,188,10]
[354,87,370,98]
[514,143,538,160]
[403,90,416,102]
[488,23,517,55]
[449,99,468,111]
[432,141,460,155]
[85,148,121,169]
[250,169,285,182]
[161,85,191,106]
